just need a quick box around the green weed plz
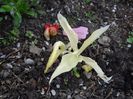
[127,31,133,43]
[0,0,39,46]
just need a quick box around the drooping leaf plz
[49,53,83,84]
[81,56,112,83]
[78,25,110,55]
[57,13,78,51]
[44,41,65,73]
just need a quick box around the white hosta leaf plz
[57,13,78,51]
[81,56,112,83]
[44,41,65,73]
[49,53,82,84]
[78,25,110,55]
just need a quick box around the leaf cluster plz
[0,0,38,46]
[0,0,37,27]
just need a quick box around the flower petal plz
[63,26,89,40]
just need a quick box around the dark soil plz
[0,0,133,99]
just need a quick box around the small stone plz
[50,8,54,11]
[0,55,6,58]
[98,36,111,46]
[112,9,116,13]
[56,84,60,89]
[16,52,21,58]
[41,88,45,95]
[79,79,84,86]
[127,44,131,48]
[106,61,109,65]
[25,68,30,72]
[130,72,133,76]
[41,58,44,61]
[24,58,35,65]
[45,41,49,46]
[59,92,67,98]
[30,44,42,56]
[74,95,82,99]
[17,43,21,48]
[6,80,11,84]
[42,47,46,51]
[112,5,117,13]
[116,92,120,97]
[0,70,11,78]
[51,89,56,96]
[114,5,117,10]
[83,72,92,79]
[79,83,83,86]
[67,95,72,99]
[104,22,108,25]
[74,89,80,94]
[0,53,3,56]
[6,63,13,69]
[46,77,50,80]
[112,21,117,26]
[77,18,81,21]
[83,86,87,90]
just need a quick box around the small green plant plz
[25,30,34,39]
[84,0,92,4]
[85,11,96,21]
[0,27,19,46]
[0,0,38,46]
[44,13,112,84]
[127,31,133,43]
[0,0,37,27]
[85,12,93,18]
[72,67,80,78]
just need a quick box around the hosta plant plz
[44,13,112,84]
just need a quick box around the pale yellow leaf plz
[78,25,110,55]
[44,41,65,73]
[81,56,112,83]
[57,13,78,51]
[49,53,82,84]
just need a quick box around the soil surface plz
[0,0,133,99]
